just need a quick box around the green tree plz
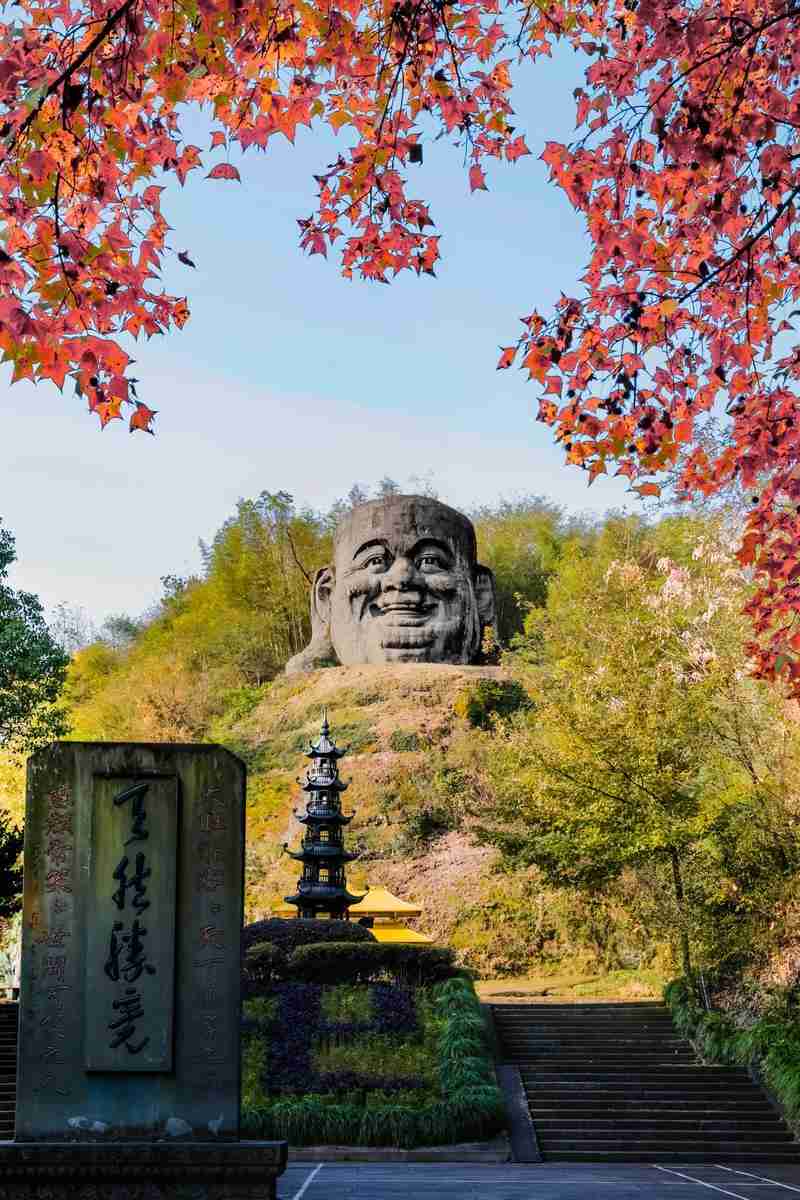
[471,498,590,644]
[0,524,69,751]
[0,812,23,920]
[479,516,800,977]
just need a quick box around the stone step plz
[539,1137,799,1152]
[540,1150,800,1163]
[498,1000,797,1162]
[528,1094,773,1103]
[513,1051,695,1060]
[512,1055,698,1064]
[528,1103,777,1116]
[520,1080,758,1089]
[497,1002,668,1009]
[494,1017,676,1027]
[524,1080,764,1091]
[533,1118,790,1132]
[506,1036,681,1045]
[496,1021,678,1031]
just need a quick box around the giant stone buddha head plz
[285,495,496,672]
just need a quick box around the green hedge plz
[287,942,458,987]
[242,976,506,1147]
[243,942,288,993]
[242,917,375,954]
[665,977,800,1124]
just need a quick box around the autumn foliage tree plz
[4,0,800,682]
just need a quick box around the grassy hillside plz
[215,663,537,971]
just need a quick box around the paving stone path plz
[279,1162,800,1200]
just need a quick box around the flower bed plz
[241,976,506,1147]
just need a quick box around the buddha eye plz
[417,554,446,571]
[364,553,387,569]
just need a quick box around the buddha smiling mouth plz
[369,602,437,626]
[369,603,438,649]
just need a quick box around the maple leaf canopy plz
[4,0,800,686]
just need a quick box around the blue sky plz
[2,42,640,624]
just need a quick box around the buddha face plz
[311,497,495,666]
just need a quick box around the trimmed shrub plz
[242,917,375,955]
[243,942,287,996]
[287,942,457,987]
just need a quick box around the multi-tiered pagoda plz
[283,712,365,919]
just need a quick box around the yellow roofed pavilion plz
[272,885,434,944]
[349,886,433,944]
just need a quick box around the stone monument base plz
[0,1140,287,1199]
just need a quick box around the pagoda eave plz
[306,745,347,760]
[297,811,353,826]
[284,888,365,907]
[288,849,357,863]
[302,778,349,793]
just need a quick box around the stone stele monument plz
[285,494,497,673]
[0,741,287,1199]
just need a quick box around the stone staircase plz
[492,1000,800,1163]
[0,1004,17,1141]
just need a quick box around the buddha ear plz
[312,565,335,634]
[285,566,337,675]
[474,565,497,632]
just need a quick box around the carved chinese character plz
[47,786,72,812]
[197,842,225,866]
[199,925,224,949]
[35,928,68,948]
[104,919,156,984]
[33,1071,70,1096]
[45,955,66,982]
[196,866,225,891]
[44,870,72,894]
[113,781,150,845]
[45,838,71,867]
[45,985,71,1001]
[45,811,73,837]
[193,956,224,971]
[199,812,227,834]
[108,987,149,1054]
[202,786,226,810]
[111,852,151,912]
[52,897,69,914]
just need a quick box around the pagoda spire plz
[283,712,365,920]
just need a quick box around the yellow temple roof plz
[348,886,422,917]
[370,921,433,945]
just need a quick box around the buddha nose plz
[382,555,419,592]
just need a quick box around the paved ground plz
[278,1162,800,1200]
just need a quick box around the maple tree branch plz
[679,183,800,305]
[12,0,138,148]
[375,0,424,145]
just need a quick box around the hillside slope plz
[219,663,542,973]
